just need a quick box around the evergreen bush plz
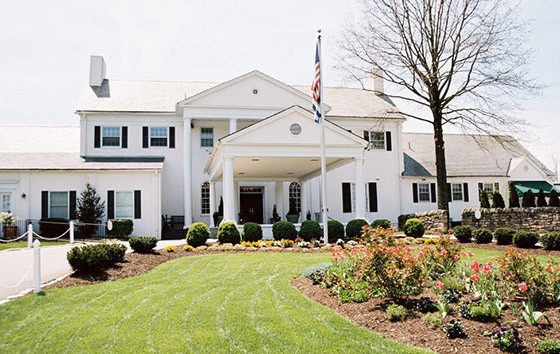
[66,243,126,272]
[513,231,539,248]
[272,221,297,241]
[76,183,105,238]
[522,190,536,207]
[453,225,473,243]
[540,232,560,251]
[549,189,560,207]
[107,219,133,237]
[491,191,506,208]
[242,222,262,242]
[480,189,490,208]
[345,219,369,239]
[371,219,392,229]
[403,218,425,238]
[129,236,157,253]
[494,227,516,245]
[509,183,521,208]
[186,222,210,247]
[327,220,345,243]
[537,189,548,207]
[298,220,322,242]
[217,222,241,244]
[473,228,493,244]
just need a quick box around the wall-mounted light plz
[21,193,26,199]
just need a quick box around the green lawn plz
[0,240,67,251]
[0,253,430,353]
[464,247,556,264]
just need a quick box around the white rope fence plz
[0,230,30,243]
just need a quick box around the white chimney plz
[362,67,384,95]
[89,56,106,87]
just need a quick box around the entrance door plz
[239,187,263,224]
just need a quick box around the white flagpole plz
[317,30,329,244]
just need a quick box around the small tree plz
[521,190,536,207]
[479,189,490,208]
[549,189,560,207]
[536,189,547,207]
[76,183,105,238]
[491,191,505,208]
[508,183,520,208]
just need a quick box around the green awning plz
[512,181,560,196]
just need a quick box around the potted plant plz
[213,197,224,227]
[286,200,300,223]
[0,212,19,239]
[271,204,281,224]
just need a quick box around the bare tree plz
[339,0,541,218]
[550,152,560,182]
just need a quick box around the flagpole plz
[317,30,329,244]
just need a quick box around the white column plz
[209,181,216,226]
[229,118,238,134]
[183,117,193,226]
[223,157,235,222]
[275,181,285,219]
[301,180,309,220]
[355,157,366,220]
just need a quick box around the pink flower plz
[519,282,528,292]
[467,251,474,257]
[487,261,493,267]
[453,254,460,261]
[418,251,425,258]
[435,281,444,289]
[546,266,553,273]
[461,252,467,257]
[440,249,448,256]
[470,274,480,282]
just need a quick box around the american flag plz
[311,40,321,123]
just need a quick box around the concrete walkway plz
[0,239,186,304]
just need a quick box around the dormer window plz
[102,127,121,147]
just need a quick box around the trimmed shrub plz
[217,222,241,244]
[39,218,69,238]
[397,213,415,231]
[453,225,473,243]
[67,243,126,272]
[242,222,262,242]
[371,219,392,229]
[298,220,322,242]
[480,189,490,208]
[494,227,516,245]
[537,189,548,207]
[540,232,560,251]
[345,219,369,239]
[509,183,521,208]
[513,231,539,248]
[129,236,157,253]
[491,191,506,208]
[186,222,210,247]
[328,220,345,243]
[107,219,133,237]
[522,190,536,207]
[403,218,425,238]
[549,189,560,207]
[272,221,297,241]
[472,228,493,244]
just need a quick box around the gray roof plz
[76,78,403,119]
[402,133,554,177]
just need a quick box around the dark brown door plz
[239,190,263,224]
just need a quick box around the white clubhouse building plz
[0,57,556,238]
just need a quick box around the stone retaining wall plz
[462,207,560,233]
[398,210,448,233]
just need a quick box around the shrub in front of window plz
[39,218,69,238]
[217,221,241,244]
[403,218,425,238]
[494,227,516,245]
[298,220,322,242]
[549,189,560,207]
[107,219,133,237]
[540,232,560,251]
[242,222,262,242]
[453,225,473,243]
[66,243,126,273]
[371,219,392,229]
[513,231,539,248]
[522,190,536,207]
[186,222,210,247]
[128,236,157,253]
[345,219,369,239]
[491,191,506,208]
[328,220,345,243]
[479,189,490,208]
[76,183,105,238]
[472,228,493,244]
[272,221,297,241]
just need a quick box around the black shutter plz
[122,126,128,148]
[142,126,149,148]
[41,191,49,218]
[169,127,175,149]
[464,183,469,202]
[134,190,141,219]
[412,183,418,203]
[107,191,114,219]
[368,182,378,212]
[94,126,101,148]
[342,183,352,213]
[69,191,77,220]
[430,183,437,203]
[478,182,483,191]
[447,183,452,202]
[385,131,392,151]
[363,130,369,142]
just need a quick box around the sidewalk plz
[0,239,186,304]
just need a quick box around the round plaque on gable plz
[290,123,302,135]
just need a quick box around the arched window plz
[288,182,301,213]
[201,182,210,214]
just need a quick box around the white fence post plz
[69,221,74,244]
[33,239,41,294]
[27,223,33,248]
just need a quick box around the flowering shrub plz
[419,236,463,278]
[491,326,525,353]
[164,245,177,252]
[0,212,18,224]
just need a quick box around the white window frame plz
[369,131,385,150]
[101,126,121,147]
[0,192,11,212]
[452,183,463,201]
[482,183,494,194]
[289,182,301,213]
[418,183,430,202]
[50,191,69,219]
[150,127,168,147]
[115,191,134,219]
[201,127,214,148]
[201,182,210,215]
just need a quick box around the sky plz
[0,0,558,175]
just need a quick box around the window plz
[150,127,168,147]
[201,128,214,147]
[201,182,210,214]
[289,182,301,213]
[115,191,134,218]
[481,183,496,193]
[50,192,69,219]
[0,193,11,212]
[418,183,430,202]
[452,183,463,201]
[369,131,385,149]
[102,127,120,147]
[367,182,378,213]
